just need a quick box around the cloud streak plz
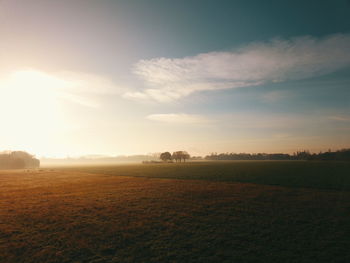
[126,34,350,102]
[0,69,124,108]
[147,113,209,124]
[328,115,350,122]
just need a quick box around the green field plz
[1,161,350,262]
[63,161,350,191]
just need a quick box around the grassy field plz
[1,161,350,262]
[60,161,350,191]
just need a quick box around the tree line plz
[205,149,350,161]
[160,151,190,162]
[0,151,40,169]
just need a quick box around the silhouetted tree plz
[172,151,190,162]
[172,151,181,162]
[0,151,40,169]
[160,152,172,162]
[12,158,25,169]
[182,151,190,162]
[205,149,350,161]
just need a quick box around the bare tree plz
[172,151,182,162]
[172,151,190,162]
[182,151,190,162]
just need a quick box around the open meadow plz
[1,161,350,262]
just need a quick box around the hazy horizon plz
[1,0,349,157]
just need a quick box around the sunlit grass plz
[1,162,349,262]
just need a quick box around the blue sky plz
[0,0,349,157]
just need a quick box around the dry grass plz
[0,166,349,262]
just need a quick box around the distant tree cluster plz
[160,151,190,162]
[295,149,350,161]
[0,151,40,169]
[205,149,350,161]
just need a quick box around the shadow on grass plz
[61,161,350,191]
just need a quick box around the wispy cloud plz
[146,111,350,128]
[56,71,124,108]
[328,115,350,122]
[57,71,122,96]
[0,69,123,108]
[146,113,209,124]
[126,34,350,102]
[146,112,308,127]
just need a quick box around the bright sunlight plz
[0,70,70,156]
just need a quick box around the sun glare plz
[0,70,70,156]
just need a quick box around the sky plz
[0,0,350,157]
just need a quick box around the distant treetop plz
[205,149,350,161]
[0,151,40,169]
